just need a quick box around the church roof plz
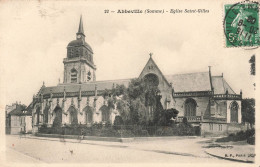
[67,16,93,52]
[40,79,131,94]
[67,40,93,52]
[211,76,235,94]
[165,72,212,92]
[39,73,236,95]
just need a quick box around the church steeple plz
[76,15,85,39]
[64,15,96,84]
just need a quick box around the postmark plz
[224,1,259,48]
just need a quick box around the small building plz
[6,103,32,134]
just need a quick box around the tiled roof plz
[9,105,31,116]
[40,79,131,95]
[211,76,235,94]
[165,72,212,92]
[39,73,236,96]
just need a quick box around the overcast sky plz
[0,0,256,106]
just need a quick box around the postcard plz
[0,0,258,166]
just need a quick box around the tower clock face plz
[77,35,81,38]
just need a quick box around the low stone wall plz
[227,123,247,134]
[35,133,198,142]
[35,133,134,142]
[201,122,247,137]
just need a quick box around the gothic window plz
[230,101,238,123]
[43,106,49,124]
[100,105,110,122]
[184,98,197,117]
[83,106,93,124]
[36,107,40,125]
[68,106,78,125]
[53,106,62,127]
[144,73,159,87]
[87,71,92,81]
[71,69,77,83]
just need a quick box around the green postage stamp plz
[224,1,259,47]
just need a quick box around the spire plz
[149,53,153,58]
[77,15,85,35]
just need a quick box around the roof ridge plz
[165,71,208,77]
[212,75,223,77]
[89,78,132,83]
[56,78,132,87]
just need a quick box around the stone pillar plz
[226,101,231,123]
[238,101,242,124]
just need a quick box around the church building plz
[31,16,244,136]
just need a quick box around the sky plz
[0,0,257,106]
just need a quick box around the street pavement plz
[3,135,250,164]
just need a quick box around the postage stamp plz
[224,1,260,48]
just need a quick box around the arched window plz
[230,101,238,123]
[43,106,49,124]
[68,106,78,125]
[71,69,77,83]
[53,106,62,127]
[100,105,110,122]
[83,106,93,124]
[144,73,159,87]
[184,98,197,117]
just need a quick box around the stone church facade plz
[31,17,243,136]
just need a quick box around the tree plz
[114,115,124,126]
[242,98,255,129]
[159,108,179,126]
[103,78,162,125]
[103,78,180,127]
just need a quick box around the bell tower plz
[63,16,96,84]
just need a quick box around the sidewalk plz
[18,135,212,159]
[13,134,254,163]
[204,141,255,163]
[5,147,45,164]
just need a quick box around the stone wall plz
[200,122,228,136]
[174,97,210,117]
[33,95,118,126]
[200,122,246,136]
[64,62,96,83]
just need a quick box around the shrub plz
[247,136,255,145]
[105,121,112,128]
[114,116,124,127]
[92,122,103,129]
[177,123,195,136]
[156,127,174,136]
[216,129,255,144]
[118,130,135,137]
[100,127,119,137]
